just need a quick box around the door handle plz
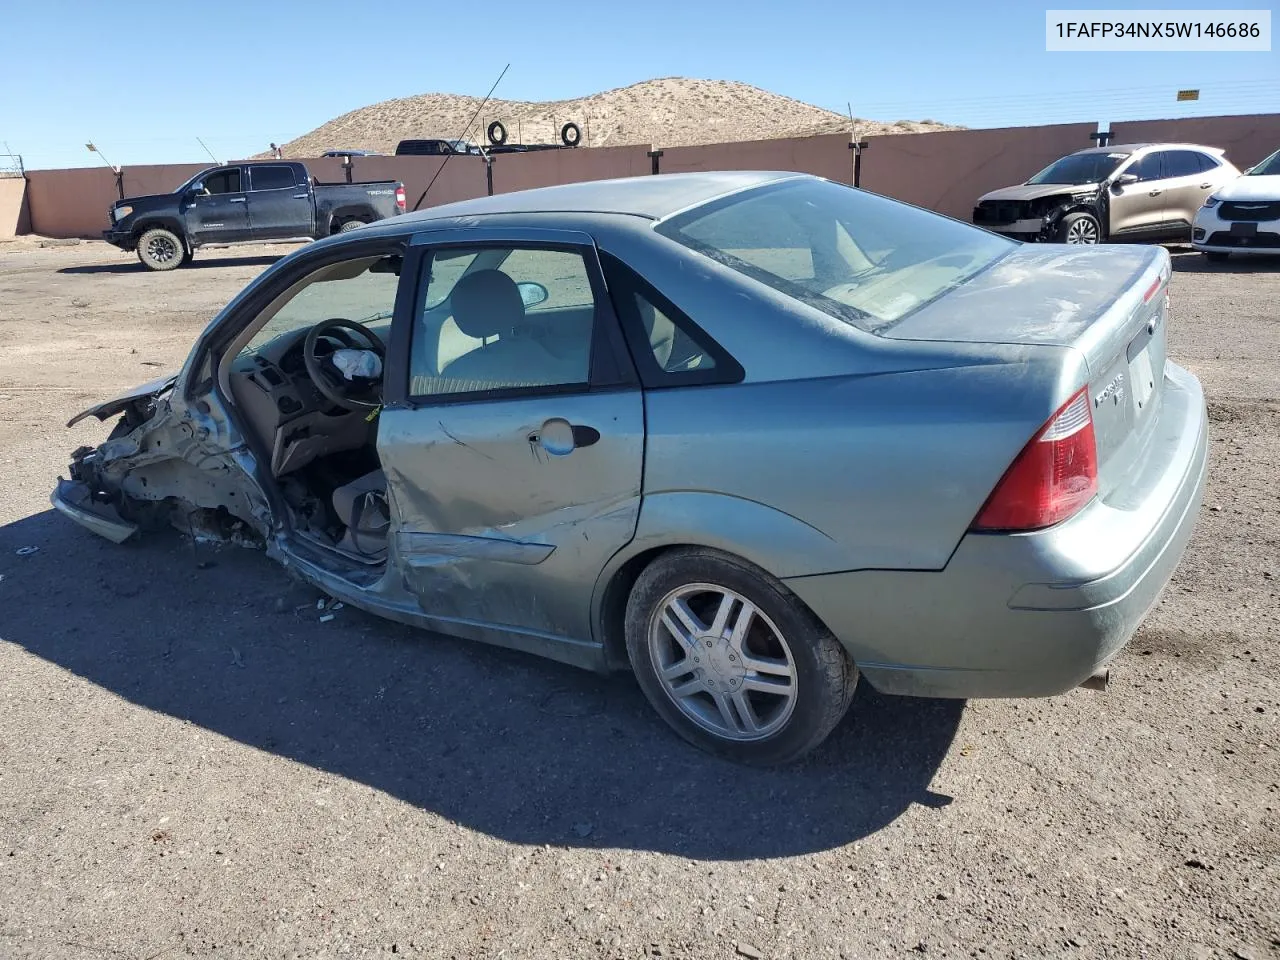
[229,197,247,203]
[1199,182,1212,189]
[527,418,600,456]
[1148,190,1162,197]
[293,193,308,198]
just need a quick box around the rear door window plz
[250,165,298,191]
[1164,151,1206,179]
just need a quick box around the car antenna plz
[412,62,510,211]
[196,137,221,166]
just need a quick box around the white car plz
[1192,147,1280,261]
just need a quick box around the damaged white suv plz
[973,142,1238,245]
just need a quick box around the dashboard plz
[227,325,385,477]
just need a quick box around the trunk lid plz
[883,243,1171,499]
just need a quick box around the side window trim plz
[598,249,745,390]
[395,240,637,408]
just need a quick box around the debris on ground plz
[15,546,38,557]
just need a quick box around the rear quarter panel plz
[637,353,1077,578]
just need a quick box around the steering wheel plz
[302,318,386,412]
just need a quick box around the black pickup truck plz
[104,161,406,271]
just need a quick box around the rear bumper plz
[786,361,1208,699]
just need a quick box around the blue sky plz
[2,0,1275,170]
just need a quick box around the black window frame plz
[248,164,300,192]
[598,249,745,390]
[384,239,638,409]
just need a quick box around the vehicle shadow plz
[58,255,285,275]
[0,510,963,860]
[1169,250,1280,273]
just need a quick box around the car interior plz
[219,254,399,565]
[214,244,662,569]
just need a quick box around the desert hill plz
[272,77,957,156]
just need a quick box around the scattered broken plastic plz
[319,613,335,623]
[15,546,38,557]
[331,349,382,381]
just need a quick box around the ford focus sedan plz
[52,172,1208,766]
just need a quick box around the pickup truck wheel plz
[1057,212,1101,244]
[136,228,186,271]
[337,218,368,234]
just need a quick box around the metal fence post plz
[848,139,868,188]
[648,149,663,175]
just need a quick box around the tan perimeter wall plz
[0,177,30,238]
[20,112,1280,239]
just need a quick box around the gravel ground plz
[0,239,1277,960]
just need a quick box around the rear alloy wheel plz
[625,548,857,766]
[337,218,368,234]
[136,227,186,271]
[1058,212,1101,244]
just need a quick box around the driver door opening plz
[218,253,401,566]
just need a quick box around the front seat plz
[436,269,564,391]
[332,469,389,557]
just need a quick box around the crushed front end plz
[52,376,270,547]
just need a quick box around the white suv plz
[1192,147,1280,261]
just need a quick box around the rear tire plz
[336,218,368,234]
[136,228,186,271]
[624,548,857,766]
[1204,251,1230,263]
[1057,212,1101,244]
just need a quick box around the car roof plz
[1070,142,1224,156]
[393,171,805,225]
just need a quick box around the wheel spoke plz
[669,676,704,699]
[731,691,763,733]
[726,600,756,652]
[709,592,736,636]
[660,597,703,652]
[661,657,696,682]
[712,692,744,734]
[742,653,793,679]
[742,674,792,697]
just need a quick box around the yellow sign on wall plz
[1176,89,1200,101]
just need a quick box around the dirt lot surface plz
[1,239,1277,960]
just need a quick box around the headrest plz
[450,269,525,339]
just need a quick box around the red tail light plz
[971,387,1098,532]
[395,185,406,210]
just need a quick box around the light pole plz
[86,142,124,200]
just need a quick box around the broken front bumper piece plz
[50,477,139,544]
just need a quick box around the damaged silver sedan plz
[54,172,1209,765]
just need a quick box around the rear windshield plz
[1027,152,1129,185]
[1247,148,1280,176]
[654,178,1013,331]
